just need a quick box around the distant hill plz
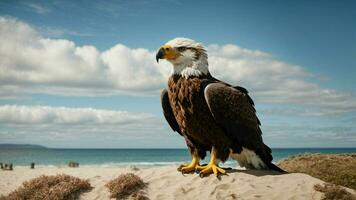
[0,144,47,149]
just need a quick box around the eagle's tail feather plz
[230,147,287,173]
[265,162,287,173]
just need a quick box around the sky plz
[0,0,355,148]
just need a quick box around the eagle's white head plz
[156,38,209,78]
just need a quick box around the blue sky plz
[0,0,355,148]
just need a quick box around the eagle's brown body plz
[167,74,230,161]
[158,37,285,173]
[162,74,284,172]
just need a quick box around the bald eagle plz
[156,38,285,177]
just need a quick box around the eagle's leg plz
[195,146,226,177]
[177,151,200,174]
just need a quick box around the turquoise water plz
[1,148,355,167]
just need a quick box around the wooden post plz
[0,163,3,169]
[31,162,35,169]
[9,163,13,170]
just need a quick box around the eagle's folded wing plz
[161,88,182,136]
[204,83,272,163]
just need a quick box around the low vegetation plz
[129,191,150,200]
[0,174,91,200]
[105,173,148,199]
[314,183,356,200]
[278,154,356,190]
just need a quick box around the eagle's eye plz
[165,47,170,51]
[177,47,187,51]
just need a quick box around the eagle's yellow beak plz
[156,45,178,63]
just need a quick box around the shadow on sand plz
[187,167,287,180]
[225,168,286,177]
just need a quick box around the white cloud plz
[207,45,356,115]
[0,105,156,125]
[102,44,169,92]
[0,16,356,115]
[38,26,97,38]
[24,3,51,14]
[0,17,171,96]
[0,105,184,148]
[262,124,356,147]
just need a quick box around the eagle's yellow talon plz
[196,147,226,177]
[197,162,226,177]
[217,167,226,174]
[180,163,200,174]
[177,163,188,170]
[195,165,206,171]
[178,153,200,174]
[212,165,218,176]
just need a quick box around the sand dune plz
[1,166,355,199]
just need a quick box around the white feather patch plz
[180,67,203,79]
[230,147,266,169]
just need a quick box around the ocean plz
[1,148,356,168]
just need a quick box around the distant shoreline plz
[1,144,356,150]
[0,144,47,149]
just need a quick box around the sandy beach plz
[2,165,354,200]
